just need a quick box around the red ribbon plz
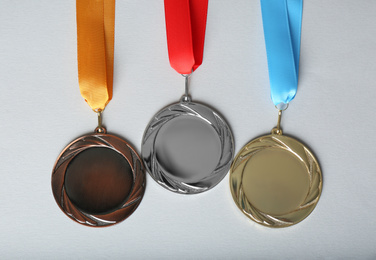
[164,0,208,74]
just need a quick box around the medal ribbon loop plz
[260,0,302,107]
[164,0,208,75]
[77,0,115,111]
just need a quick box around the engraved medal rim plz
[51,132,145,227]
[141,101,234,194]
[229,133,322,228]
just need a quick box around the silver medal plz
[142,76,234,194]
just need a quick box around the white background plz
[1,0,376,259]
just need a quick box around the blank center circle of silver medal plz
[142,100,234,194]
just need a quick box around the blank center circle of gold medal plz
[242,148,310,215]
[64,147,133,214]
[155,116,221,183]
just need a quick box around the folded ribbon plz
[76,0,115,111]
[164,0,208,75]
[260,0,302,107]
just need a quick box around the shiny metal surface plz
[230,132,322,228]
[142,100,234,194]
[52,132,145,227]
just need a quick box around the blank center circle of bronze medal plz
[51,133,145,227]
[64,147,133,214]
[155,116,221,183]
[230,134,322,228]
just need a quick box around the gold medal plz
[230,0,323,228]
[230,111,322,227]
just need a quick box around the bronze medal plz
[51,0,145,227]
[52,130,145,227]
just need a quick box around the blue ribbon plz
[260,0,302,107]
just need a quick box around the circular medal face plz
[142,101,234,194]
[52,133,145,227]
[230,133,322,228]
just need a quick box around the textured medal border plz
[230,134,322,228]
[142,101,234,194]
[51,133,145,227]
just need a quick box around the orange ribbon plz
[76,0,115,111]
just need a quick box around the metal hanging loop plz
[271,109,283,135]
[271,103,288,135]
[180,70,193,102]
[95,110,106,134]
